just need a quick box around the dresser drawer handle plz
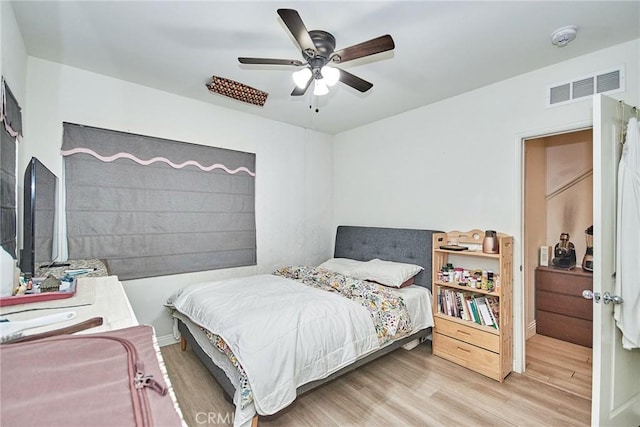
[456,347,471,353]
[456,329,471,336]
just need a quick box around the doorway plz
[522,128,593,400]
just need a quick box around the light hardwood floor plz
[524,334,592,400]
[161,339,591,426]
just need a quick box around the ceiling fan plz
[238,9,395,97]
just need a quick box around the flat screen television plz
[19,157,59,277]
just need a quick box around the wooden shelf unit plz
[431,230,513,382]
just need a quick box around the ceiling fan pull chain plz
[309,95,319,113]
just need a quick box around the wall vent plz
[547,66,624,108]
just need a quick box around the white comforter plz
[169,274,380,415]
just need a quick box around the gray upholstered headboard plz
[333,226,442,290]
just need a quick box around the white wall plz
[545,132,593,261]
[1,2,27,101]
[21,58,334,341]
[333,39,639,369]
[0,2,28,296]
[334,40,639,232]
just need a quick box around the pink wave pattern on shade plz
[60,147,256,176]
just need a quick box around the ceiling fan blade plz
[291,76,313,96]
[277,9,316,56]
[332,35,395,64]
[338,69,373,93]
[239,57,305,66]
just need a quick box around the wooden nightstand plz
[535,266,593,347]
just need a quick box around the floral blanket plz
[274,265,413,345]
[201,329,253,408]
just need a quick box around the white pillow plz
[317,258,366,276]
[352,258,424,288]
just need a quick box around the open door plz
[591,94,640,425]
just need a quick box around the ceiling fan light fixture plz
[313,79,329,96]
[321,66,340,87]
[293,68,312,88]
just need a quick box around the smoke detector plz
[551,25,577,47]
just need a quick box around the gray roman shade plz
[62,123,256,280]
[1,79,21,259]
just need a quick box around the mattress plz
[396,284,434,332]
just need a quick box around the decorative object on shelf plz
[439,244,468,251]
[539,245,551,267]
[482,230,499,254]
[552,232,576,269]
[39,275,62,293]
[582,225,594,272]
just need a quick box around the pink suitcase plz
[0,325,183,426]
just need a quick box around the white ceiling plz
[9,1,640,135]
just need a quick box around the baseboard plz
[157,333,179,347]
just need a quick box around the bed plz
[167,225,440,426]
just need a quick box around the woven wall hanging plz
[206,75,268,107]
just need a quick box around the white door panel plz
[592,94,640,426]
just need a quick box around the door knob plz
[582,290,601,303]
[602,291,624,305]
[582,290,623,304]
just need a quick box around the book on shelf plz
[455,292,465,320]
[486,296,500,329]
[448,290,457,318]
[475,297,496,328]
[465,294,478,323]
[450,291,456,317]
[458,292,470,321]
[443,289,451,316]
[469,296,481,325]
[486,300,499,329]
[439,288,451,316]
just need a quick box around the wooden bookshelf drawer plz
[434,317,500,352]
[433,332,501,380]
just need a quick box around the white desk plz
[1,276,138,336]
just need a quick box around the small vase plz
[482,230,499,254]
